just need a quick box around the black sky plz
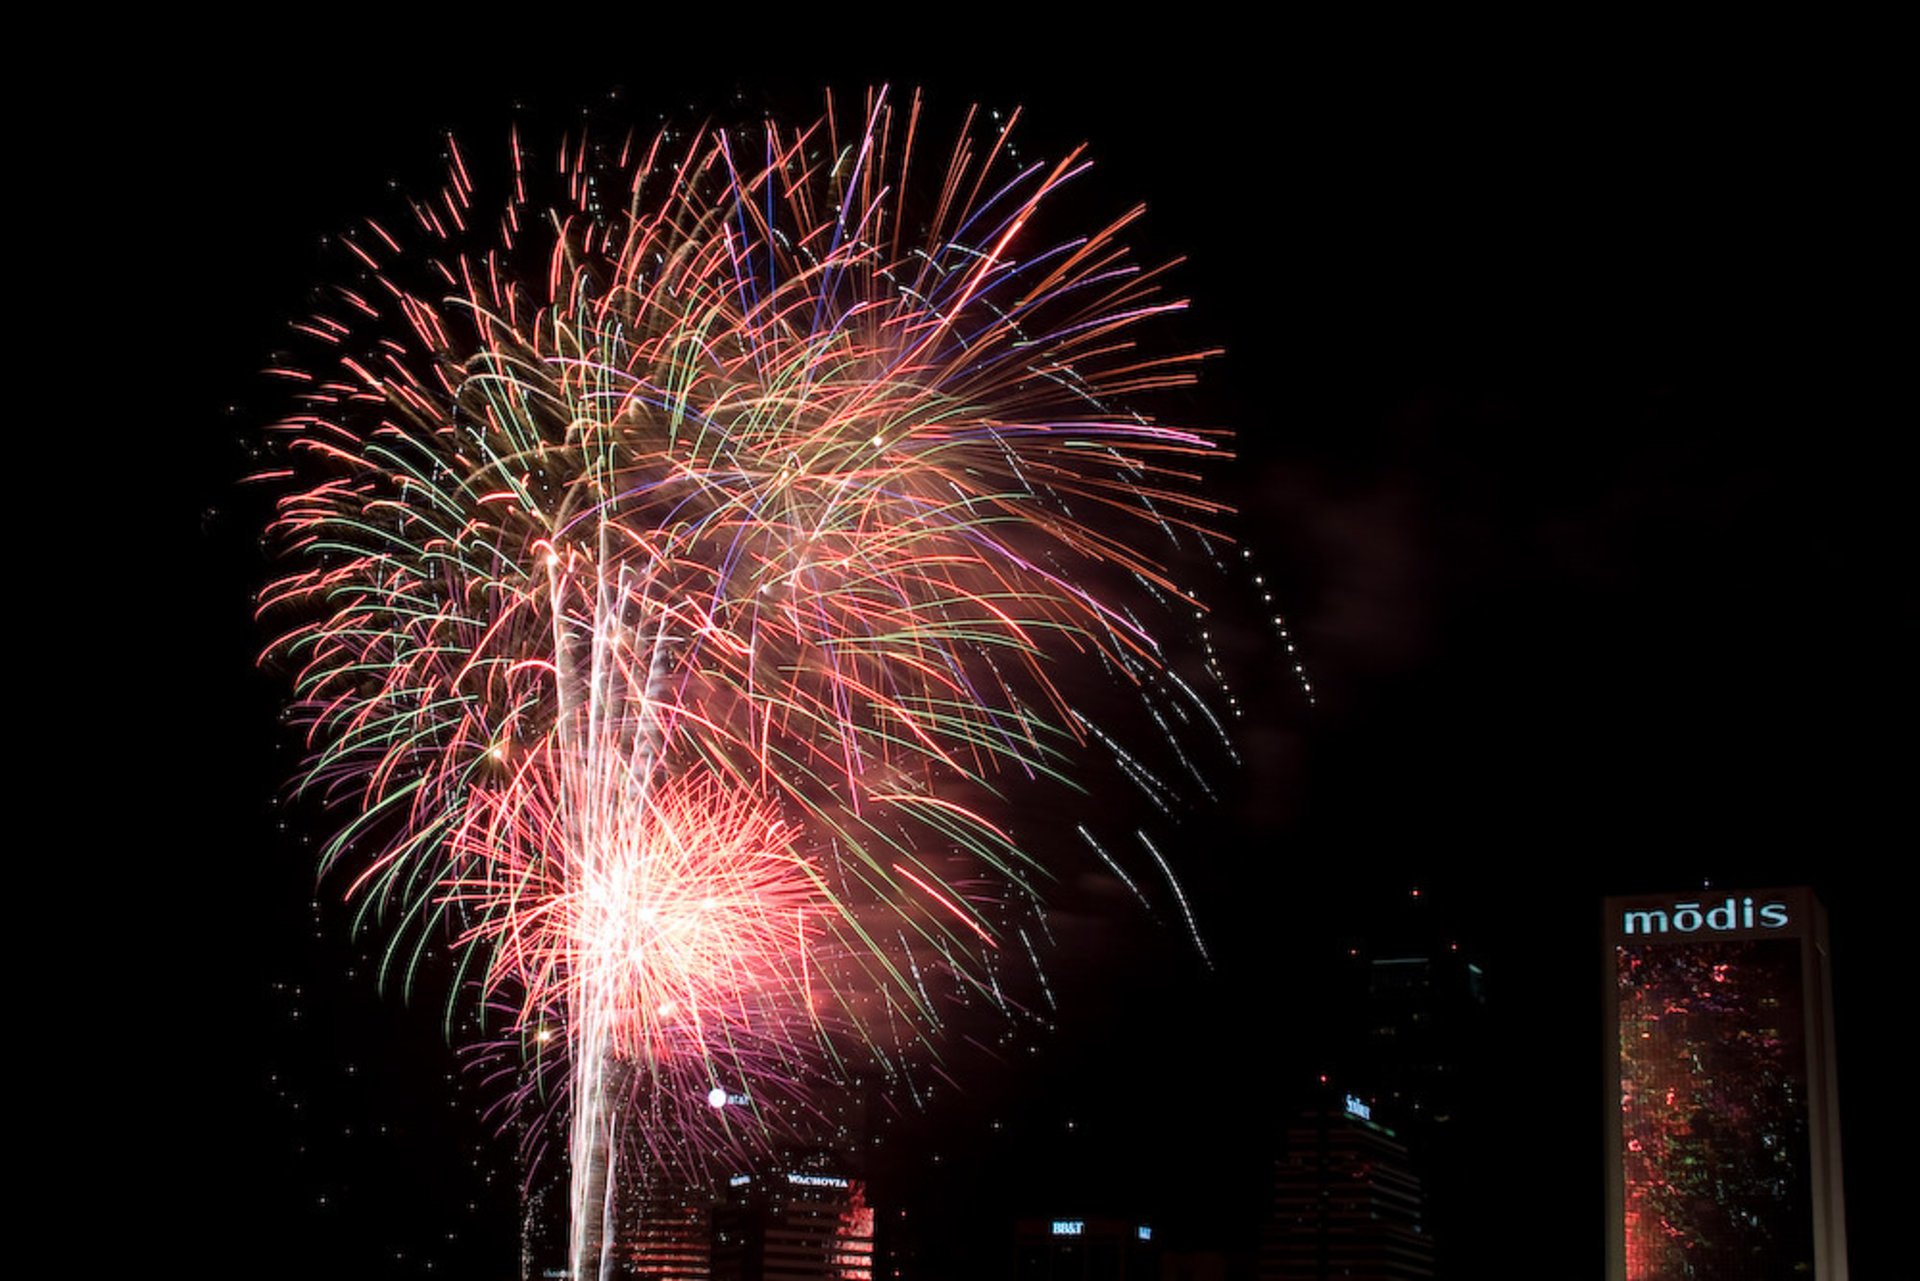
[98,17,1904,1278]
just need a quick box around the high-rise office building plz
[712,1166,876,1280]
[1330,889,1489,1274]
[1260,1091,1435,1280]
[1604,887,1847,1280]
[620,1180,714,1280]
[1338,894,1490,1130]
[1013,1216,1159,1281]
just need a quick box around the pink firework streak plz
[260,86,1232,1276]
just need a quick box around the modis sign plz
[1620,895,1789,936]
[1605,886,1812,945]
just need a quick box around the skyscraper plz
[1338,892,1490,1131]
[1260,1091,1435,1281]
[1604,887,1848,1280]
[1330,887,1490,1273]
[712,1166,876,1280]
[620,1179,714,1280]
[1013,1216,1159,1281]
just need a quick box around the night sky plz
[101,19,1901,1279]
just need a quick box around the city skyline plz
[108,23,1901,1277]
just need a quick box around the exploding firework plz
[260,86,1232,1273]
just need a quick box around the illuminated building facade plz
[621,1182,713,1280]
[1260,1092,1434,1281]
[1605,887,1848,1280]
[712,1167,876,1280]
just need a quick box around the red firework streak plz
[260,86,1230,1272]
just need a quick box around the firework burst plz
[261,86,1231,1273]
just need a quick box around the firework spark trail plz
[261,86,1231,1275]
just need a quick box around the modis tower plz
[1604,888,1847,1280]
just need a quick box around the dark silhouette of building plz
[1260,1092,1435,1280]
[1327,887,1489,1275]
[1336,889,1490,1133]
[1013,1216,1159,1281]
